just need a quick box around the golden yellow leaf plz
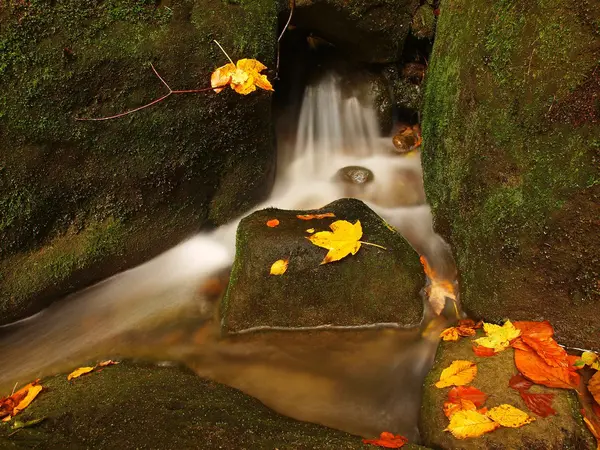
[444,410,500,439]
[435,360,477,388]
[211,58,273,95]
[67,366,94,380]
[474,320,520,352]
[12,385,42,417]
[440,327,460,341]
[306,228,315,234]
[308,220,363,265]
[486,404,535,428]
[579,351,600,371]
[270,259,288,275]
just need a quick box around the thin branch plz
[75,65,228,122]
[214,39,235,65]
[276,0,295,79]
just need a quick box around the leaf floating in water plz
[67,366,95,381]
[435,360,477,388]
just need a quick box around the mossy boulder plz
[0,361,429,449]
[221,198,424,332]
[410,4,436,40]
[293,0,420,63]
[421,0,600,349]
[0,0,280,324]
[420,333,595,449]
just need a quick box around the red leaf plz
[514,348,580,389]
[473,344,496,357]
[519,390,556,417]
[447,386,488,407]
[362,432,408,448]
[509,373,534,391]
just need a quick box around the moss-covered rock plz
[420,333,595,449]
[293,0,420,63]
[0,361,428,449]
[221,198,424,332]
[421,0,600,349]
[411,4,436,40]
[0,0,280,324]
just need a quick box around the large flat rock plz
[221,198,425,332]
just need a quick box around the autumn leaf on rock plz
[440,327,460,341]
[472,345,496,357]
[435,360,477,388]
[211,58,273,95]
[362,431,408,448]
[590,371,600,406]
[97,360,119,367]
[306,228,315,234]
[445,410,500,439]
[308,220,385,265]
[486,404,535,428]
[0,380,42,421]
[266,219,280,228]
[519,390,556,417]
[296,212,336,220]
[441,320,480,341]
[474,320,520,353]
[270,259,288,275]
[514,348,580,389]
[582,408,600,450]
[67,366,94,380]
[448,386,488,407]
[576,351,600,371]
[444,398,477,418]
[509,373,534,391]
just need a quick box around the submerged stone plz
[336,166,374,185]
[420,333,595,449]
[221,198,424,332]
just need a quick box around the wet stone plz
[221,198,425,332]
[336,166,374,184]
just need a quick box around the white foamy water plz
[0,74,457,442]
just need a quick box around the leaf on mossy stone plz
[472,344,496,357]
[97,360,119,367]
[444,398,477,418]
[440,327,460,341]
[0,380,42,420]
[11,385,43,418]
[362,431,408,448]
[509,373,534,391]
[211,58,273,95]
[266,219,280,228]
[435,360,477,388]
[296,212,335,220]
[269,259,289,275]
[582,408,600,449]
[67,366,94,380]
[11,417,46,430]
[447,386,488,407]
[519,390,556,417]
[441,320,480,342]
[306,228,315,233]
[576,351,600,371]
[589,371,600,406]
[308,220,363,265]
[514,348,580,389]
[486,404,535,428]
[444,410,500,439]
[474,320,520,352]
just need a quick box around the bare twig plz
[276,0,295,79]
[75,64,226,122]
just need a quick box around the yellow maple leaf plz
[578,351,600,371]
[308,220,363,265]
[474,320,520,352]
[211,58,273,95]
[67,366,95,380]
[435,360,477,388]
[440,327,460,341]
[486,404,535,428]
[270,259,289,275]
[444,410,500,439]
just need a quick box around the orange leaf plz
[296,212,336,220]
[582,409,600,450]
[522,335,569,368]
[513,320,554,339]
[0,380,42,420]
[266,219,280,228]
[510,337,531,351]
[514,348,580,389]
[473,344,496,357]
[362,431,408,448]
[444,398,477,418]
[440,327,460,341]
[97,360,119,367]
[447,386,488,407]
[590,371,600,407]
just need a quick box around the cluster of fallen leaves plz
[362,431,408,448]
[266,213,386,276]
[438,319,600,446]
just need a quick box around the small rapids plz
[0,74,458,442]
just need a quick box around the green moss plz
[422,0,600,349]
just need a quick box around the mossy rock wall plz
[0,0,280,324]
[221,198,425,332]
[421,0,600,350]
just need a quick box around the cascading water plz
[0,73,458,443]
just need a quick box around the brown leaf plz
[362,431,408,448]
[519,390,556,417]
[296,212,336,220]
[509,373,534,391]
[514,348,580,389]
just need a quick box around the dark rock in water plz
[0,1,280,325]
[421,0,600,350]
[411,4,436,40]
[336,166,374,184]
[0,361,436,449]
[221,198,424,332]
[420,332,595,449]
[293,0,420,63]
